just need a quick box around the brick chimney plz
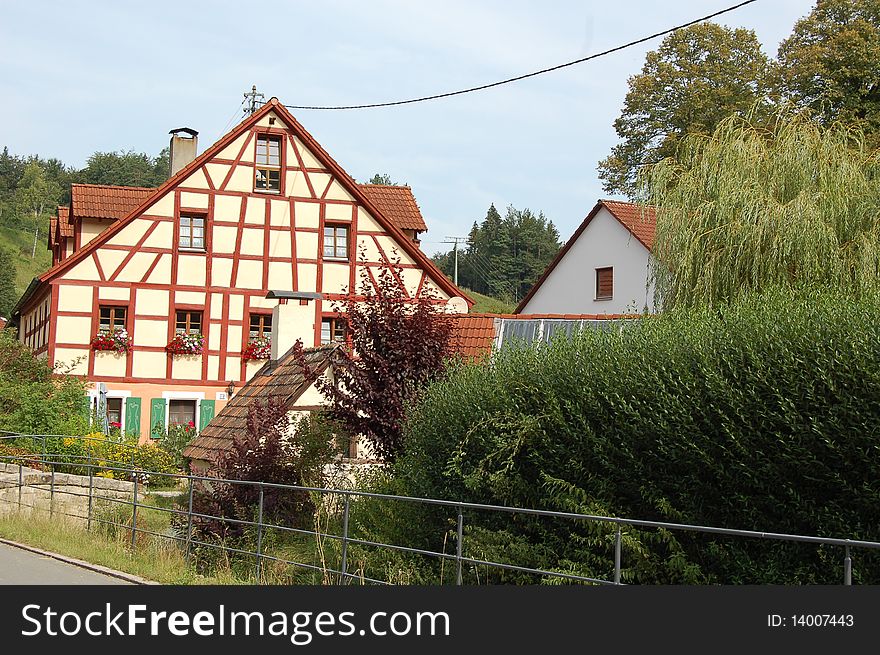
[169,127,199,176]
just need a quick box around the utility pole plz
[443,237,467,286]
[243,85,265,115]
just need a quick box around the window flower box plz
[90,327,132,354]
[166,332,205,356]
[242,335,271,361]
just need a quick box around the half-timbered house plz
[12,98,469,440]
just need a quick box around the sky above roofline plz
[0,0,810,255]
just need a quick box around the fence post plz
[844,545,852,586]
[456,505,464,586]
[86,441,93,530]
[17,460,22,510]
[185,476,195,563]
[255,484,265,582]
[49,464,55,518]
[87,463,94,531]
[130,472,139,550]
[614,527,622,585]
[340,495,351,584]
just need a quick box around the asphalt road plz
[0,543,131,585]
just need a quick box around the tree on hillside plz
[0,249,16,318]
[598,22,771,197]
[14,162,61,257]
[77,148,169,188]
[775,0,880,143]
[644,112,880,309]
[433,203,560,302]
[302,251,453,463]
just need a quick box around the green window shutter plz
[124,397,141,438]
[199,400,215,432]
[150,398,167,439]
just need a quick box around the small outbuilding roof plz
[183,344,338,464]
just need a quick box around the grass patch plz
[0,509,239,584]
[462,288,515,314]
[0,491,352,585]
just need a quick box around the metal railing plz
[1,433,878,585]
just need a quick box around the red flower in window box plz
[90,327,132,354]
[242,335,272,361]
[109,421,122,429]
[166,333,205,355]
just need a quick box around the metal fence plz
[1,433,879,585]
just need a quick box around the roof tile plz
[358,184,428,232]
[183,345,338,464]
[601,200,657,249]
[71,183,157,221]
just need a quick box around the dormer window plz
[255,134,281,192]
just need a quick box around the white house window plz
[321,317,347,345]
[169,399,196,427]
[179,214,205,250]
[255,134,281,191]
[596,267,613,300]
[175,310,203,335]
[106,397,123,426]
[323,224,349,259]
[99,306,127,331]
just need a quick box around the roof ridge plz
[71,182,158,191]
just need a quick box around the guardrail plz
[1,433,878,585]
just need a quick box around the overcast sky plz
[0,0,811,255]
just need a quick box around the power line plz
[283,0,758,111]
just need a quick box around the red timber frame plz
[31,99,469,388]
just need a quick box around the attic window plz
[255,134,281,192]
[179,214,205,250]
[596,267,613,300]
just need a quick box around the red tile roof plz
[58,205,73,238]
[602,200,657,250]
[450,313,497,360]
[183,345,338,464]
[358,184,428,232]
[48,214,58,249]
[71,183,157,221]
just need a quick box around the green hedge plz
[382,289,880,583]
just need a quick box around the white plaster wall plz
[520,208,655,315]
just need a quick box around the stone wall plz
[0,462,135,522]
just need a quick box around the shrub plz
[383,289,880,584]
[0,330,90,436]
[188,398,337,541]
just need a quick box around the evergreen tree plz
[366,173,396,185]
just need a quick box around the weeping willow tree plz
[643,113,880,309]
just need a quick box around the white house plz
[515,200,656,315]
